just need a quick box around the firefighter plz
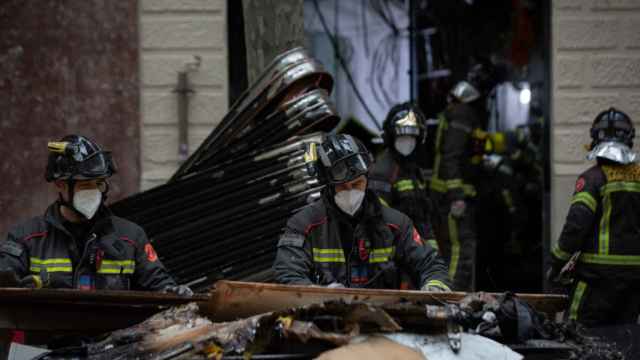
[369,103,439,252]
[549,108,640,327]
[430,60,499,291]
[0,135,191,295]
[273,134,450,291]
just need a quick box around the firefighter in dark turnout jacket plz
[430,61,499,291]
[273,134,450,291]
[370,103,440,252]
[550,108,640,327]
[0,135,190,295]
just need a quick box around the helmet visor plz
[75,151,116,179]
[328,154,369,183]
[395,126,420,137]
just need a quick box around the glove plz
[163,285,194,297]
[422,285,448,292]
[0,269,21,287]
[450,200,467,218]
[421,281,450,292]
[0,270,41,288]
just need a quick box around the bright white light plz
[520,88,531,105]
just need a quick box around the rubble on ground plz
[33,291,624,360]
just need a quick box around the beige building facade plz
[139,0,228,190]
[551,0,640,241]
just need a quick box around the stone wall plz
[551,0,640,241]
[0,1,140,235]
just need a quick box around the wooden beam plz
[206,281,568,321]
[0,288,209,331]
[0,282,568,332]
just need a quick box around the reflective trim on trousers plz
[569,281,587,321]
[447,214,460,281]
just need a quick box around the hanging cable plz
[312,0,382,132]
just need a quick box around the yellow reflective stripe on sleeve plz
[378,196,390,207]
[571,192,597,213]
[369,247,394,263]
[426,239,439,251]
[312,248,344,254]
[30,266,72,273]
[445,179,464,189]
[394,180,415,192]
[98,268,135,274]
[569,281,587,321]
[312,256,346,263]
[462,184,477,197]
[551,244,571,261]
[370,247,394,255]
[448,214,460,281]
[431,177,476,196]
[98,260,136,274]
[430,114,447,193]
[101,260,135,267]
[601,181,640,195]
[312,248,345,263]
[30,258,72,265]
[579,253,640,266]
[30,257,73,273]
[430,177,447,193]
[598,194,612,255]
[312,247,396,263]
[424,279,451,291]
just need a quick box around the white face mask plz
[73,189,102,219]
[395,136,417,156]
[334,189,365,216]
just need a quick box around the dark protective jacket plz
[273,190,450,290]
[430,104,482,202]
[552,163,640,281]
[369,149,438,248]
[0,202,176,290]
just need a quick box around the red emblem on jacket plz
[575,177,585,193]
[412,227,423,245]
[145,243,158,262]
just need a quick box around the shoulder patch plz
[144,243,158,262]
[575,177,585,193]
[277,233,305,248]
[412,227,424,245]
[0,241,24,257]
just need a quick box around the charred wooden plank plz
[0,289,209,331]
[206,281,568,321]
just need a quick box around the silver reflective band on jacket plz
[586,141,639,164]
[449,81,481,103]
